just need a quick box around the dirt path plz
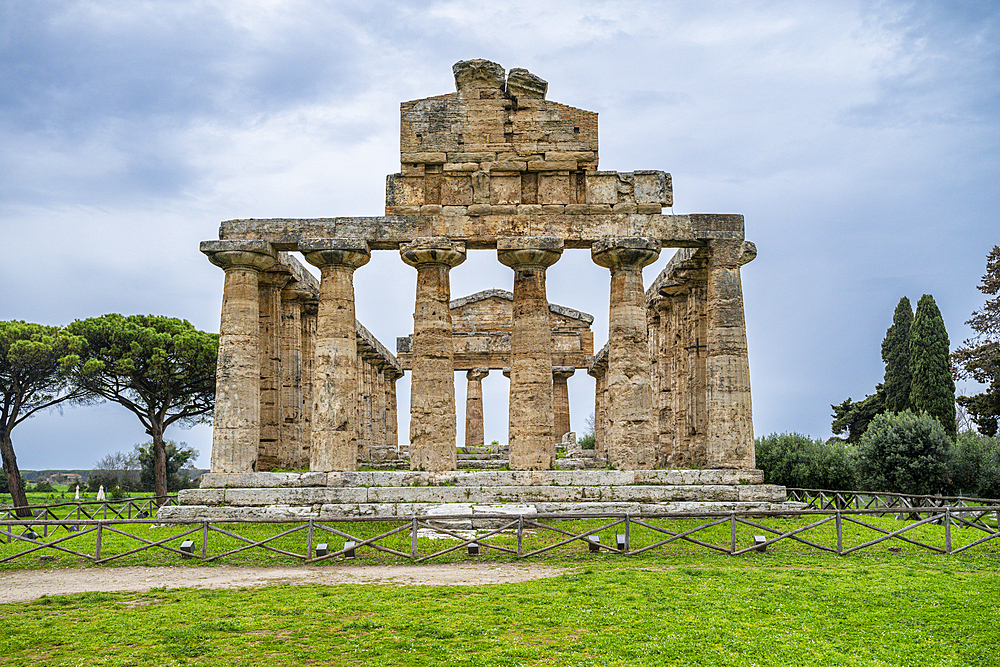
[0,563,569,603]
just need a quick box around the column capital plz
[259,268,294,290]
[201,240,277,272]
[591,237,661,272]
[301,239,371,270]
[497,236,563,270]
[280,282,316,303]
[400,237,467,268]
[467,367,490,381]
[552,366,576,380]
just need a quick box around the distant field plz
[0,554,997,666]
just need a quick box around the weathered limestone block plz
[401,237,467,472]
[498,236,564,470]
[199,471,329,488]
[278,286,311,469]
[705,240,755,468]
[453,59,506,99]
[552,366,575,440]
[257,270,292,470]
[465,367,489,448]
[201,240,277,474]
[592,237,661,470]
[490,174,521,205]
[506,68,547,99]
[301,239,371,472]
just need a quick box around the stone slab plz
[218,214,744,251]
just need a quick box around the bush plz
[578,433,596,450]
[947,431,1000,499]
[856,411,951,495]
[755,433,857,490]
[29,481,56,493]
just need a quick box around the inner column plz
[498,236,563,470]
[401,237,467,472]
[302,239,371,472]
[592,237,661,470]
[552,366,575,440]
[465,368,489,448]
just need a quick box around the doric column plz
[552,366,575,440]
[257,270,292,471]
[386,370,400,448]
[653,296,675,467]
[401,237,467,472]
[201,240,277,473]
[498,236,563,470]
[300,298,318,465]
[705,240,755,468]
[592,237,661,470]
[464,367,489,448]
[301,239,371,472]
[278,284,311,469]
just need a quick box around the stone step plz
[457,460,508,470]
[457,453,504,461]
[179,482,787,507]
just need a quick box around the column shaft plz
[257,272,290,470]
[592,238,661,470]
[402,238,466,472]
[278,287,307,469]
[201,241,276,474]
[706,241,755,468]
[303,239,370,472]
[552,367,575,441]
[465,368,489,448]
[499,237,563,470]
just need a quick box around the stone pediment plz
[450,289,594,333]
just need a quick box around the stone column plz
[257,270,292,471]
[705,240,755,468]
[278,284,311,469]
[654,296,675,467]
[301,239,371,472]
[300,298,318,465]
[464,368,489,448]
[201,240,277,473]
[401,237,467,472]
[552,366,575,441]
[687,279,709,466]
[498,236,563,470]
[386,370,400,448]
[592,237,661,470]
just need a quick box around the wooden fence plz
[787,488,999,511]
[1,504,998,566]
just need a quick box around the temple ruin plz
[165,59,785,521]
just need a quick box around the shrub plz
[578,433,596,450]
[947,431,1000,499]
[856,411,951,495]
[30,481,56,493]
[755,433,857,490]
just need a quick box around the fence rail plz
[0,496,180,534]
[787,488,1000,511]
[1,504,998,566]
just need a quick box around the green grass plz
[0,557,997,666]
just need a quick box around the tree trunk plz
[0,428,31,518]
[150,423,168,507]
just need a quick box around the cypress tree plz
[881,297,913,413]
[909,294,957,438]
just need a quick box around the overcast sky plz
[2,0,997,470]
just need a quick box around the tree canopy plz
[831,385,885,443]
[881,297,913,414]
[910,294,956,438]
[66,315,217,505]
[953,246,1000,437]
[0,322,84,515]
[856,410,951,495]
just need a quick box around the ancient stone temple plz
[166,59,783,521]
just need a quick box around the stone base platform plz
[161,469,803,523]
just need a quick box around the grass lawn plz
[0,554,997,666]
[0,507,998,667]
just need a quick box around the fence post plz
[729,512,737,554]
[944,507,952,554]
[624,513,630,554]
[202,520,209,559]
[410,517,418,560]
[836,511,843,556]
[517,514,524,557]
[96,521,103,560]
[307,519,314,561]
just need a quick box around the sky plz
[2,0,998,470]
